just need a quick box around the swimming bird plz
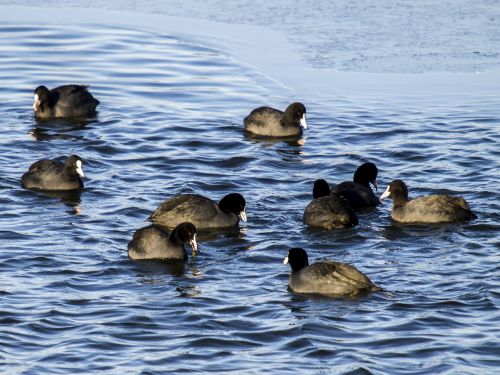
[33,85,100,118]
[283,248,381,296]
[128,222,197,261]
[380,179,477,223]
[331,162,380,209]
[304,179,358,229]
[150,193,247,229]
[21,154,84,191]
[244,102,307,137]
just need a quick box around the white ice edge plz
[3,4,500,101]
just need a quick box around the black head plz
[281,102,307,129]
[380,179,408,203]
[218,193,247,222]
[33,86,50,112]
[34,85,50,98]
[353,162,378,189]
[170,222,198,253]
[313,179,330,199]
[65,155,84,179]
[283,248,310,272]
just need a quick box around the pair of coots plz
[26,87,96,189]
[127,192,247,261]
[33,85,307,138]
[303,162,379,229]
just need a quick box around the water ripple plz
[0,22,499,374]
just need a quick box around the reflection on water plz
[0,22,498,374]
[22,188,82,214]
[134,260,187,278]
[195,226,246,242]
[245,133,307,148]
[29,116,97,141]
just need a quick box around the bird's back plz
[304,195,358,229]
[52,85,99,117]
[332,181,380,209]
[244,107,299,137]
[394,194,476,223]
[22,159,81,190]
[127,225,186,261]
[150,194,223,229]
[290,261,379,295]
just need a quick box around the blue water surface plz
[0,4,499,374]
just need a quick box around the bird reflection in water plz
[29,189,83,215]
[29,117,97,141]
[135,261,203,297]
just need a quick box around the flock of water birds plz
[23,84,477,297]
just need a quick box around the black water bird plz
[283,248,381,296]
[21,154,84,191]
[331,162,380,209]
[128,222,198,261]
[33,84,99,118]
[244,102,307,137]
[304,179,358,229]
[150,193,247,229]
[380,179,476,223]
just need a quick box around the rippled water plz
[0,21,499,374]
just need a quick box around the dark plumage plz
[331,162,380,209]
[304,179,358,229]
[150,193,247,229]
[21,154,84,191]
[244,102,307,137]
[313,179,331,199]
[128,222,197,261]
[33,85,100,118]
[380,179,477,223]
[283,248,381,296]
